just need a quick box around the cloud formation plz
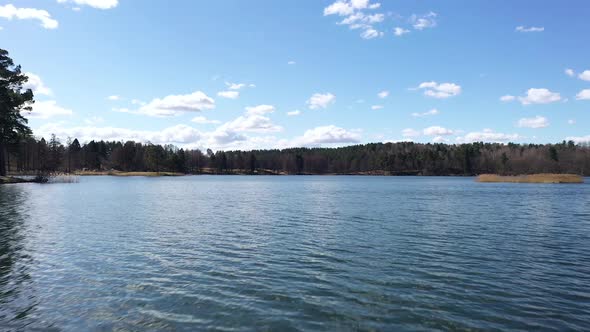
[324,0,384,39]
[25,100,73,119]
[293,125,360,146]
[245,104,275,115]
[191,116,221,124]
[217,90,240,99]
[457,129,520,143]
[23,72,52,96]
[417,81,462,99]
[137,91,215,116]
[576,89,590,100]
[0,4,58,29]
[518,88,561,105]
[377,90,389,98]
[57,0,118,10]
[307,93,336,110]
[500,95,515,102]
[517,116,549,128]
[411,109,439,117]
[423,126,454,136]
[410,12,437,30]
[516,26,544,32]
[579,70,590,81]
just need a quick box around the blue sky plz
[2,0,589,150]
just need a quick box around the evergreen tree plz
[0,49,34,176]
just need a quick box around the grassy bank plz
[0,176,35,184]
[477,174,584,184]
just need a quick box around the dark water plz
[1,176,590,331]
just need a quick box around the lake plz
[1,176,589,331]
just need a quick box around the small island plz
[477,174,584,184]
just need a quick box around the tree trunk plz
[0,142,6,177]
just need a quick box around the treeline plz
[3,135,590,176]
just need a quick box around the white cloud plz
[287,60,296,65]
[25,100,73,119]
[578,70,590,81]
[576,89,590,100]
[500,95,516,102]
[377,90,389,98]
[410,12,437,30]
[0,4,58,29]
[324,1,355,16]
[217,115,282,134]
[22,72,52,96]
[56,0,118,10]
[324,0,378,15]
[402,128,420,137]
[107,95,120,101]
[393,27,410,36]
[432,136,448,143]
[287,110,301,116]
[565,68,575,77]
[33,122,360,151]
[411,108,439,117]
[371,105,383,110]
[307,93,336,110]
[191,116,221,124]
[568,119,576,125]
[224,82,254,90]
[217,90,240,99]
[225,82,245,90]
[37,123,203,146]
[517,116,549,128]
[565,135,590,144]
[457,129,520,143]
[518,88,561,105]
[325,0,384,40]
[423,126,454,136]
[137,91,215,117]
[417,81,462,99]
[245,104,275,115]
[360,28,383,39]
[515,26,544,32]
[292,125,360,146]
[131,99,145,106]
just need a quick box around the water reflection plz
[0,177,589,331]
[0,185,38,329]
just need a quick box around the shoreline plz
[3,172,587,183]
[477,174,584,184]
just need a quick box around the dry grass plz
[477,173,584,184]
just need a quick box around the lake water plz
[1,176,589,331]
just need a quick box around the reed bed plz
[477,174,583,184]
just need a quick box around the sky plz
[1,0,590,150]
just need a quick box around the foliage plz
[3,138,590,176]
[0,48,34,176]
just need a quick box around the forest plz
[3,135,590,176]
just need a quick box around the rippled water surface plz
[1,176,590,331]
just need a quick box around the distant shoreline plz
[3,172,587,183]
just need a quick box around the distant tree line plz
[3,136,590,176]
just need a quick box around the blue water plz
[1,176,589,331]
